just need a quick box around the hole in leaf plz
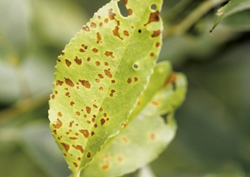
[150,4,157,10]
[118,0,129,17]
[133,63,139,69]
[138,29,142,33]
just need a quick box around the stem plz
[163,0,227,38]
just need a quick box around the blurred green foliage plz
[0,0,250,177]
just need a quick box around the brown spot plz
[93,104,98,108]
[79,48,84,53]
[99,87,103,91]
[105,51,115,58]
[150,133,156,140]
[91,131,95,136]
[121,123,127,128]
[91,118,95,123]
[110,93,113,97]
[156,42,160,47]
[76,111,80,116]
[111,80,115,84]
[94,124,98,128]
[65,59,71,67]
[77,157,81,161]
[57,59,61,62]
[61,52,65,56]
[104,18,109,23]
[79,129,89,138]
[98,74,104,79]
[57,112,62,117]
[72,145,84,153]
[55,91,58,94]
[108,8,116,20]
[99,22,103,27]
[87,120,91,124]
[150,52,154,57]
[117,156,124,163]
[87,57,91,61]
[113,26,123,40]
[100,119,106,126]
[64,154,66,157]
[104,62,109,66]
[137,101,141,106]
[134,77,138,82]
[86,107,91,114]
[61,143,70,152]
[95,61,101,66]
[90,22,96,28]
[144,11,160,26]
[53,130,57,134]
[111,89,115,93]
[87,152,91,158]
[96,32,102,44]
[84,115,87,118]
[92,48,99,53]
[82,44,88,49]
[65,92,70,97]
[69,121,74,127]
[151,30,161,38]
[73,162,78,168]
[164,72,178,87]
[128,8,133,15]
[151,101,159,106]
[99,108,103,112]
[64,78,74,87]
[95,79,100,83]
[70,137,78,140]
[127,78,132,84]
[53,119,63,129]
[103,113,107,117]
[123,30,129,36]
[56,80,63,86]
[106,118,110,121]
[122,137,128,143]
[104,69,112,78]
[98,16,101,19]
[70,101,75,106]
[79,79,91,89]
[82,25,90,31]
[102,161,109,170]
[58,136,62,140]
[74,56,82,65]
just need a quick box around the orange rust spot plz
[74,56,82,65]
[57,112,62,117]
[92,48,98,53]
[98,74,104,79]
[87,57,91,61]
[61,143,70,152]
[117,156,124,163]
[164,72,178,87]
[95,61,101,66]
[82,25,90,31]
[151,30,161,38]
[113,26,123,40]
[93,104,98,108]
[86,107,91,114]
[123,30,129,36]
[94,124,98,128]
[128,8,133,15]
[105,51,115,58]
[144,11,160,26]
[151,101,160,106]
[70,137,78,140]
[95,79,100,83]
[53,119,63,129]
[99,87,103,91]
[87,152,91,158]
[72,145,84,153]
[73,162,78,168]
[104,62,109,66]
[79,79,91,89]
[127,78,132,84]
[64,78,74,87]
[91,131,95,136]
[150,52,154,57]
[90,22,96,28]
[65,59,71,67]
[134,77,138,82]
[56,80,63,86]
[156,42,160,47]
[104,69,112,78]
[70,101,75,106]
[96,32,102,44]
[150,133,156,140]
[100,118,106,126]
[79,129,89,138]
[108,8,116,20]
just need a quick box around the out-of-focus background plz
[0,0,250,177]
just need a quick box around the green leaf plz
[80,62,187,177]
[48,0,163,175]
[210,0,250,33]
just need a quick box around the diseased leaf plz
[80,61,187,177]
[48,0,163,176]
[210,0,250,33]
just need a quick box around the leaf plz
[48,0,163,175]
[80,61,187,177]
[210,0,250,33]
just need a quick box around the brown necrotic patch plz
[99,108,103,112]
[70,137,78,140]
[92,48,99,53]
[64,78,74,87]
[79,79,91,89]
[104,70,112,78]
[128,8,133,15]
[103,113,107,117]
[104,62,109,66]
[111,80,115,84]
[57,59,61,62]
[86,107,91,114]
[53,130,57,135]
[61,143,70,152]
[79,129,89,138]
[134,77,138,82]
[65,59,71,67]
[104,18,109,23]
[77,157,81,161]
[87,152,91,158]
[95,61,101,66]
[72,145,84,153]
[57,112,62,117]
[91,131,95,136]
[108,8,116,20]
[73,162,78,168]
[94,124,98,128]
[96,32,102,43]
[53,118,63,129]
[99,87,103,91]
[90,22,97,28]
[65,92,70,97]
[127,78,132,84]
[70,101,75,106]
[113,26,123,40]
[82,25,90,31]
[99,22,103,27]
[76,111,80,116]
[79,48,84,53]
[95,79,100,83]
[93,104,98,108]
[156,42,160,47]
[150,52,154,57]
[151,30,161,38]
[144,11,160,26]
[105,51,115,58]
[74,56,82,65]
[56,80,63,86]
[122,0,128,5]
[69,121,74,127]
[98,74,104,79]
[82,44,88,49]
[123,30,129,36]
[87,57,91,62]
[100,119,106,126]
